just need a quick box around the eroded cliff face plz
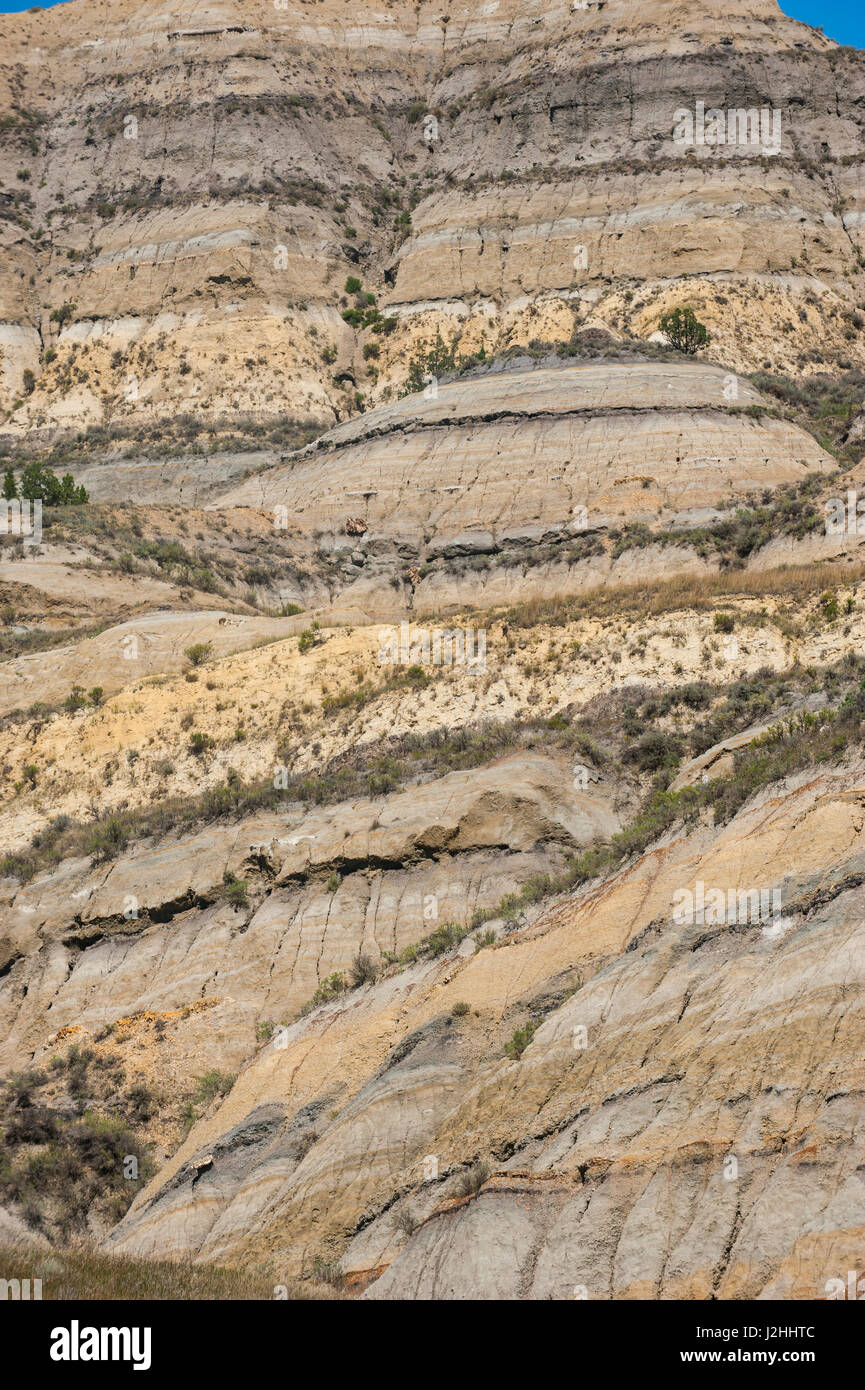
[100,746,865,1299]
[1,0,863,437]
[0,749,617,1071]
[3,572,865,1294]
[215,358,837,616]
[2,0,865,1302]
[2,352,850,637]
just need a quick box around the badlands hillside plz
[0,0,863,439]
[1,0,865,1302]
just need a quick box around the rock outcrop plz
[1,749,616,1070]
[217,358,835,614]
[1,0,863,435]
[103,750,865,1299]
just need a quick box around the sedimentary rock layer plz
[0,750,613,1073]
[103,750,865,1298]
[1,0,862,433]
[217,360,834,546]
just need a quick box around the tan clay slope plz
[1,0,862,433]
[3,576,862,855]
[216,362,834,558]
[0,608,306,714]
[0,750,616,1076]
[102,750,865,1299]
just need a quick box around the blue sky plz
[779,1,865,46]
[0,0,862,48]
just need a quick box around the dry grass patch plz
[0,1243,343,1300]
[497,560,865,630]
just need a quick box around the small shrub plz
[223,873,249,908]
[126,1083,155,1123]
[50,302,76,328]
[311,1256,344,1286]
[63,686,88,712]
[85,817,129,863]
[454,1160,489,1197]
[303,972,347,1013]
[820,591,839,620]
[184,642,212,667]
[392,1207,418,1237]
[349,952,378,987]
[622,730,683,772]
[504,1020,537,1061]
[193,1072,235,1108]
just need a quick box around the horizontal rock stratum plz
[1,0,863,434]
[217,360,834,545]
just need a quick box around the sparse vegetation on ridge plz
[280,652,865,1019]
[0,1047,156,1240]
[4,638,865,887]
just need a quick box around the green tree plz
[19,460,87,505]
[1,467,17,500]
[659,306,711,355]
[20,460,62,504]
[59,473,88,504]
[49,302,76,329]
